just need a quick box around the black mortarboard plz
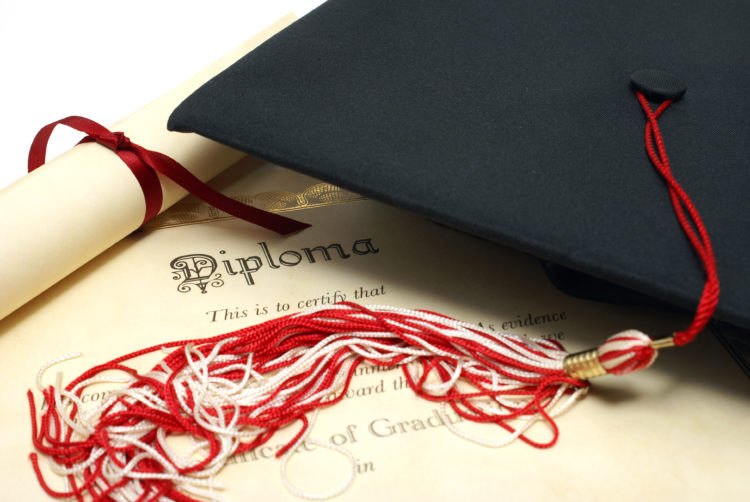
[168,0,750,331]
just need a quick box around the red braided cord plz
[635,93,720,345]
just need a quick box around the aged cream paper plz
[1,158,747,501]
[0,14,297,321]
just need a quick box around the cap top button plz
[630,69,686,101]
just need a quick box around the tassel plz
[27,303,681,501]
[29,303,614,501]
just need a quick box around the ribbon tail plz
[137,147,310,234]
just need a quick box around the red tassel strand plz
[29,303,587,500]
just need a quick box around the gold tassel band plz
[562,349,607,380]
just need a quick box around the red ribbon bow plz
[28,116,310,234]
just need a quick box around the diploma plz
[2,159,747,501]
[0,14,297,321]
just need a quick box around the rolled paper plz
[0,15,296,322]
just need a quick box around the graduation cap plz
[167,0,750,334]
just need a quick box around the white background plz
[0,0,326,190]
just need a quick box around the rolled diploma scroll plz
[0,15,297,321]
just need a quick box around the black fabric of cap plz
[168,0,750,330]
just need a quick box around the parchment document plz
[0,15,296,321]
[1,159,747,501]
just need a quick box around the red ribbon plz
[28,116,310,234]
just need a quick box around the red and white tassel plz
[30,303,600,501]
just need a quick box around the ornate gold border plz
[145,183,367,230]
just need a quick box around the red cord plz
[634,92,720,345]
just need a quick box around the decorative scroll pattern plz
[146,183,367,230]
